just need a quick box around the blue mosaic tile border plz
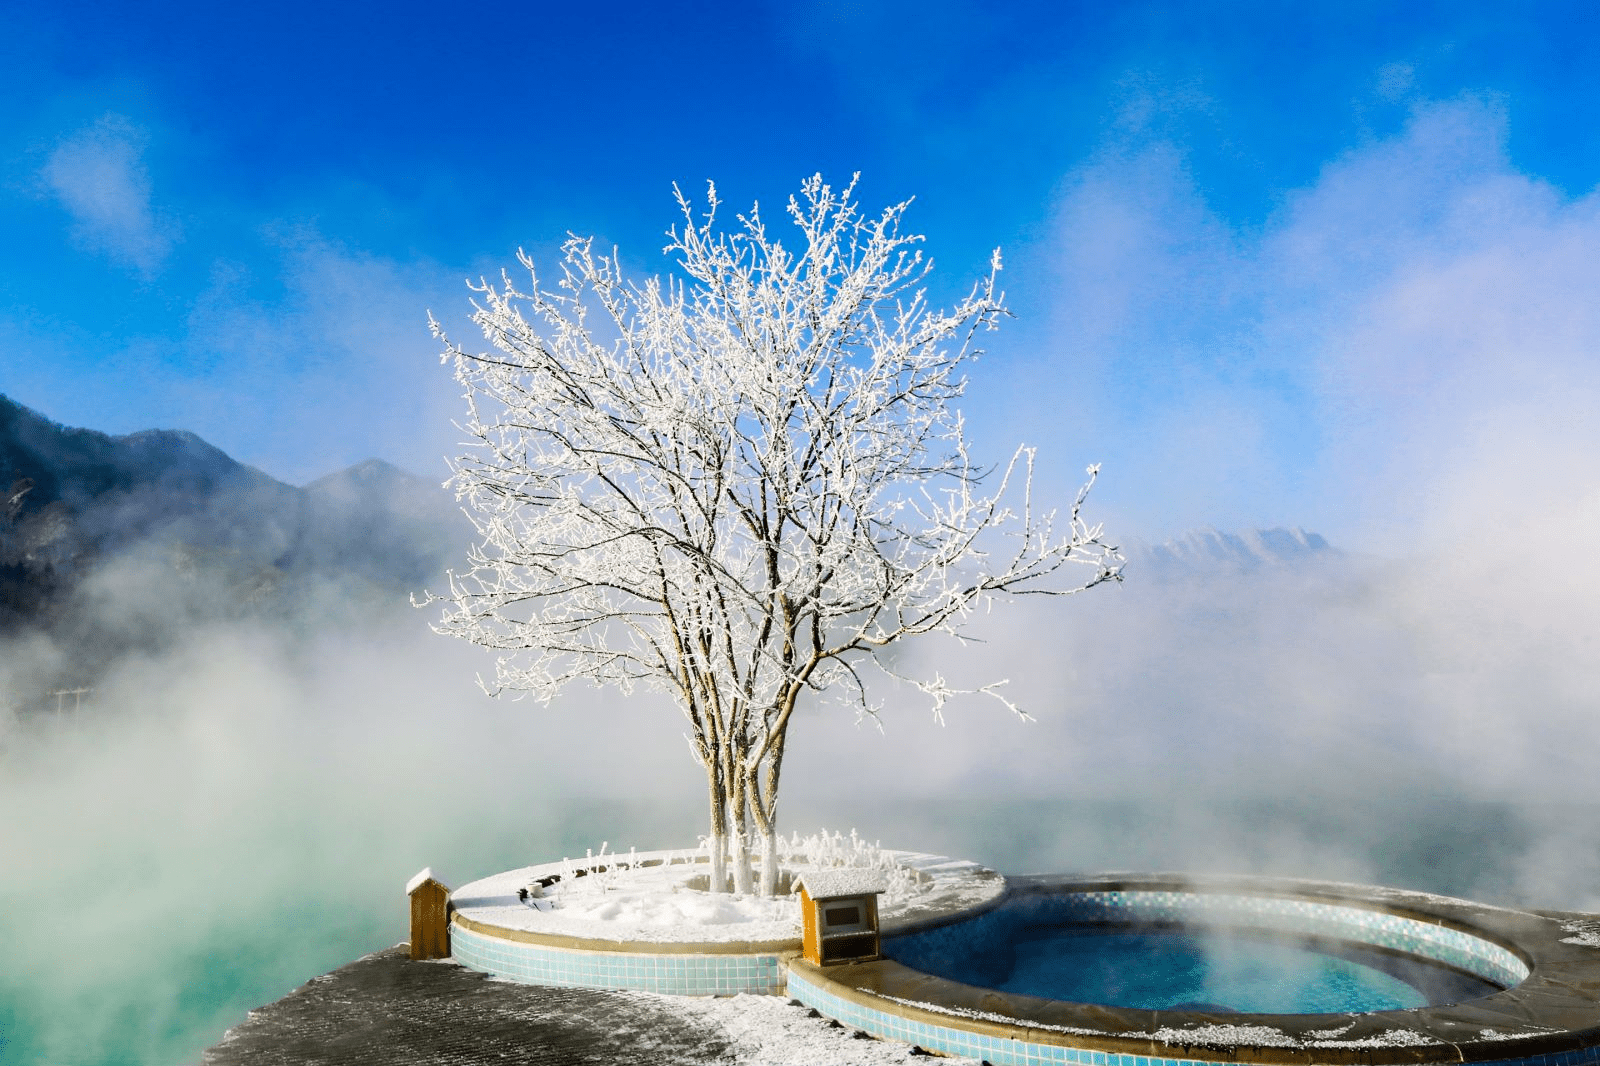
[788,966,1050,1065]
[886,890,1529,991]
[1056,891,1529,987]
[787,968,1600,1066]
[450,921,786,995]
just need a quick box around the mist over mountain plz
[0,394,468,694]
[2,392,1357,721]
[291,457,467,589]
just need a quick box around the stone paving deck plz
[202,945,739,1066]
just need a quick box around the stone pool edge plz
[786,873,1600,1066]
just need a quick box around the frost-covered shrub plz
[540,830,930,906]
[774,829,928,906]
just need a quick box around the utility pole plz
[46,687,93,715]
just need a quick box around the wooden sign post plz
[406,867,453,961]
[796,870,888,966]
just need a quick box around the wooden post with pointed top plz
[406,868,453,960]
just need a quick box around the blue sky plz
[9,13,1600,1062]
[3,0,1599,549]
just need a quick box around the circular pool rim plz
[789,873,1600,1065]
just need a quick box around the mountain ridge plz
[1120,525,1337,580]
[0,393,465,646]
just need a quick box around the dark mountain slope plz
[0,393,466,646]
[0,395,303,577]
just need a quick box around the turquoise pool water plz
[997,926,1449,1013]
[889,921,1504,1014]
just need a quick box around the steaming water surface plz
[993,926,1497,1013]
[6,572,1600,1064]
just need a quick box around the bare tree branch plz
[426,174,1123,896]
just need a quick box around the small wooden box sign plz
[796,870,888,966]
[406,867,454,961]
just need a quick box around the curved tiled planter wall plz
[449,914,793,995]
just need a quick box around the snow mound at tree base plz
[449,845,1004,946]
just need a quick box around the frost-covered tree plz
[426,175,1122,896]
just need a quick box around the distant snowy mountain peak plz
[1123,526,1336,580]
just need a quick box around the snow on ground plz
[1560,918,1600,947]
[649,991,983,1066]
[1154,1022,1458,1051]
[1150,1024,1299,1048]
[1301,1029,1433,1049]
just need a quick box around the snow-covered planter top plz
[448,836,1004,946]
[794,870,890,899]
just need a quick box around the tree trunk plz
[706,766,727,894]
[749,729,786,898]
[731,834,753,895]
[708,831,728,894]
[729,774,754,895]
[759,827,779,897]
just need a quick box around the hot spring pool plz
[788,873,1600,1066]
[937,922,1501,1014]
[881,877,1529,1018]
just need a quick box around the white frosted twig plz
[428,174,1121,896]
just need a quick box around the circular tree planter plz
[447,848,1004,995]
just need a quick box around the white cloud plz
[173,226,464,483]
[1025,93,1600,551]
[785,95,1600,901]
[830,94,1600,904]
[1013,141,1293,538]
[41,114,177,276]
[1260,97,1600,549]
